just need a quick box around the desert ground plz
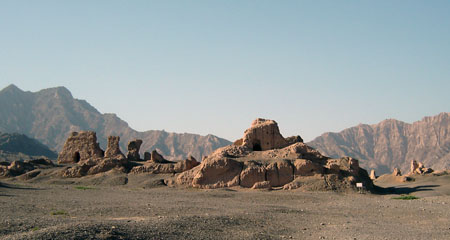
[1,169,449,240]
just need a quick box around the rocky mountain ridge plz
[0,84,231,161]
[0,132,57,162]
[308,112,449,174]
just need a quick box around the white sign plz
[356,182,363,188]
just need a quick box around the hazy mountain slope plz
[0,84,231,160]
[0,132,57,161]
[308,113,450,174]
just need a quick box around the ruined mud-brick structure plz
[236,118,290,151]
[169,118,374,192]
[409,160,434,175]
[104,136,125,159]
[130,151,200,174]
[57,131,199,177]
[0,158,54,178]
[369,169,377,180]
[127,139,143,161]
[57,131,104,164]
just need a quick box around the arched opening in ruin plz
[252,140,262,151]
[73,152,81,163]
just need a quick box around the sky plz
[1,1,449,142]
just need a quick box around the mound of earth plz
[169,118,374,192]
[0,158,54,179]
[374,170,450,197]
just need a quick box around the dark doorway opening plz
[73,152,81,163]
[252,140,262,151]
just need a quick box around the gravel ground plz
[1,173,450,240]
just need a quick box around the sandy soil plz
[1,171,450,240]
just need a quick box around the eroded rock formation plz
[169,119,374,192]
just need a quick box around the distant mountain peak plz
[37,86,73,98]
[0,85,232,160]
[0,84,23,94]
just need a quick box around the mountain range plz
[0,131,57,162]
[0,84,448,173]
[308,112,449,174]
[0,84,231,161]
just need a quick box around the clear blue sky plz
[1,1,449,141]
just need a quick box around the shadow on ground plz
[0,181,41,190]
[373,184,440,195]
